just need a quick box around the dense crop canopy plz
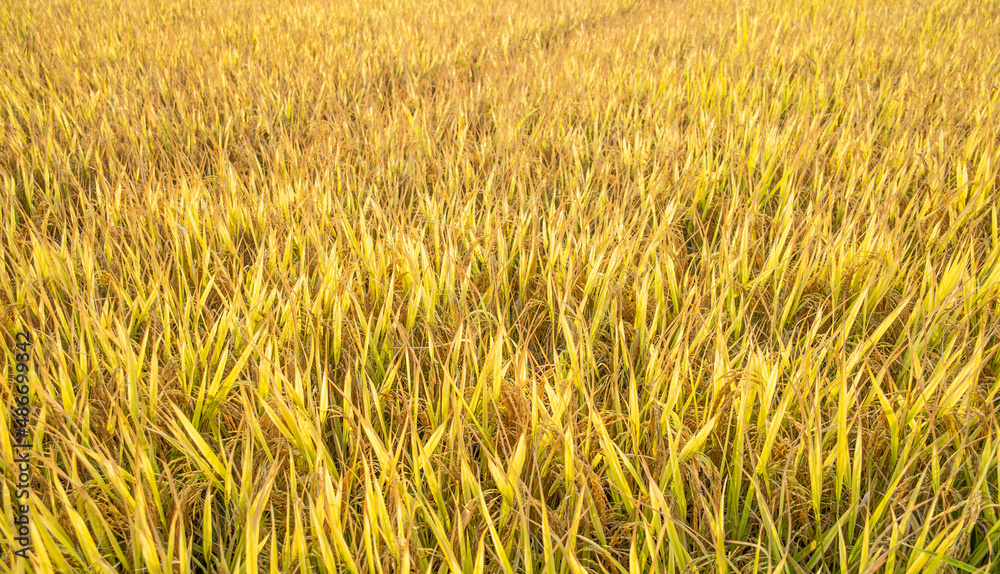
[2,0,1000,572]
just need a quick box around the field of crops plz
[2,0,1000,571]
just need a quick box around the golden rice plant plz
[2,0,999,571]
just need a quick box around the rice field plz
[2,0,1000,571]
